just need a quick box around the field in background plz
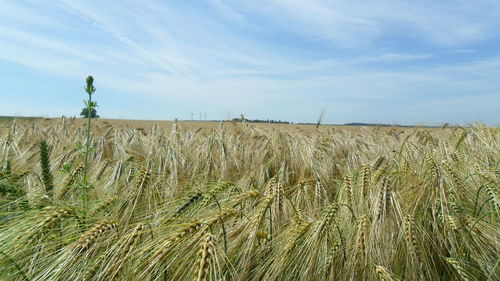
[0,118,498,281]
[21,116,439,133]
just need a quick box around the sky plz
[0,0,499,125]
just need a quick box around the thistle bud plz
[86,75,94,89]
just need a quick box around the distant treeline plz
[229,118,292,124]
[0,116,41,121]
[344,122,440,128]
[225,119,435,127]
[221,119,442,128]
[344,122,415,127]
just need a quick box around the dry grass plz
[0,117,498,281]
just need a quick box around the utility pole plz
[190,110,194,121]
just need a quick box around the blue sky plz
[0,0,499,125]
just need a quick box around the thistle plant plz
[81,75,97,209]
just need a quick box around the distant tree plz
[80,107,99,118]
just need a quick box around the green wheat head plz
[39,139,54,196]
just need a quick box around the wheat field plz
[0,118,498,281]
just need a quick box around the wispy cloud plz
[215,0,500,47]
[451,49,477,54]
[0,0,498,124]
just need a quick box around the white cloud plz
[213,0,500,47]
[0,0,498,124]
[451,49,477,54]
